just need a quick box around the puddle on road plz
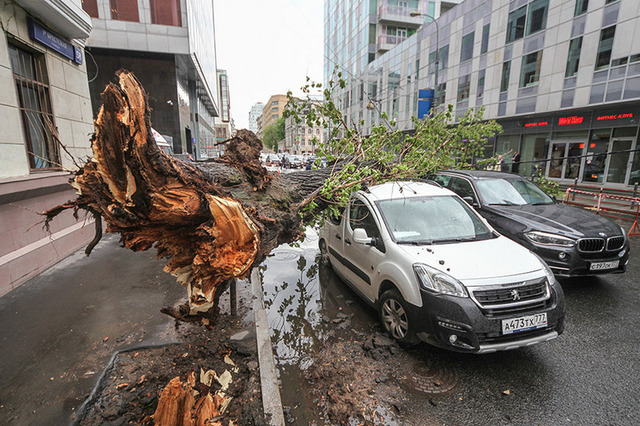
[259,228,378,423]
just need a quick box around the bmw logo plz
[599,232,607,237]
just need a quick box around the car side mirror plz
[353,228,373,245]
[463,196,478,207]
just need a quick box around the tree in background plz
[261,116,285,151]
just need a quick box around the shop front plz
[495,104,640,187]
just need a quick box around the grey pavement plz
[0,234,185,425]
[0,232,285,426]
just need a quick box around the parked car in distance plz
[319,181,565,353]
[431,170,630,277]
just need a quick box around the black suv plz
[432,170,630,277]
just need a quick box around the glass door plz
[606,139,634,184]
[547,142,566,178]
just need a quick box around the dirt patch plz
[76,314,266,425]
[303,330,414,425]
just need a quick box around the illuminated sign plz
[558,116,584,125]
[596,113,633,121]
[524,121,549,127]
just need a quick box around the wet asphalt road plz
[262,230,640,425]
[0,234,185,425]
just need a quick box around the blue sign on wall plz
[27,18,83,65]
[417,89,435,119]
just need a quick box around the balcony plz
[377,34,408,53]
[378,5,423,27]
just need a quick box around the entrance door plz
[605,139,634,184]
[547,141,585,180]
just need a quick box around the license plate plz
[590,260,620,271]
[502,313,547,335]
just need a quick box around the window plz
[520,51,542,87]
[460,32,474,62]
[501,61,511,92]
[481,24,490,54]
[457,74,471,101]
[349,199,381,241]
[436,82,446,105]
[527,0,549,36]
[596,26,616,70]
[82,0,99,17]
[430,45,449,72]
[150,0,182,26]
[565,37,583,77]
[272,101,279,105]
[9,43,58,170]
[477,69,486,98]
[110,0,139,22]
[605,0,618,3]
[506,6,526,43]
[575,0,588,16]
[449,177,477,205]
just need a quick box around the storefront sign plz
[27,18,83,65]
[524,121,549,128]
[596,113,633,121]
[558,116,584,126]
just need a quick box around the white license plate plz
[502,313,547,335]
[590,260,620,271]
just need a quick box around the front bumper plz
[406,284,565,354]
[534,242,630,277]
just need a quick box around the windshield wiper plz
[531,202,554,205]
[489,199,519,206]
[400,239,433,245]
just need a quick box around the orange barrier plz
[564,187,640,236]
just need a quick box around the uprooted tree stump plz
[45,70,337,322]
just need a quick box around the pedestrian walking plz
[512,151,521,174]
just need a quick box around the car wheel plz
[319,239,331,266]
[378,290,419,346]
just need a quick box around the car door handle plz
[335,234,342,240]
[345,238,351,245]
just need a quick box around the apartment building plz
[283,101,325,155]
[0,0,94,295]
[81,0,219,160]
[257,94,288,137]
[327,0,640,188]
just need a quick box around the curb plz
[251,268,285,426]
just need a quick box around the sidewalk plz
[0,234,284,425]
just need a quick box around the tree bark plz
[44,71,334,321]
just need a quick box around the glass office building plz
[326,0,640,188]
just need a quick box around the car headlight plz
[413,263,468,297]
[532,253,555,286]
[525,231,576,247]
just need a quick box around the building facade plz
[326,0,640,188]
[283,101,326,154]
[248,102,264,134]
[1,0,94,295]
[257,94,288,137]
[82,0,219,160]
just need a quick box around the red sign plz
[558,116,584,125]
[596,113,633,121]
[525,121,549,128]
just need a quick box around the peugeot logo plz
[510,289,521,301]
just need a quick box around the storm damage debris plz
[43,70,337,323]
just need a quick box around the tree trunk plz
[44,71,333,321]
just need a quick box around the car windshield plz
[475,178,554,206]
[376,196,493,245]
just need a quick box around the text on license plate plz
[502,313,547,335]
[590,260,619,271]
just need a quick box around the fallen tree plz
[44,71,340,321]
[45,70,501,322]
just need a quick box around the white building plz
[283,101,325,155]
[248,102,264,134]
[327,0,640,188]
[1,0,94,295]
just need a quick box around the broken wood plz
[44,70,337,321]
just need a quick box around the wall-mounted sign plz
[558,116,584,125]
[596,113,633,121]
[524,121,549,127]
[27,18,83,65]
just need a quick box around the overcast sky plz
[214,0,324,129]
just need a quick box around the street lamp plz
[410,10,439,108]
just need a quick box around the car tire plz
[378,289,420,347]
[319,239,331,266]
